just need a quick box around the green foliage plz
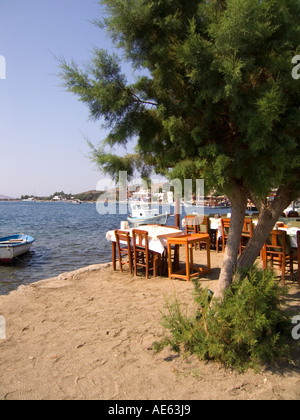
[154,267,291,372]
[60,0,300,197]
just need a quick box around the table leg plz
[206,238,211,270]
[167,243,172,279]
[185,243,190,282]
[189,244,193,272]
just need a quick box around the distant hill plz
[76,190,102,195]
[73,190,104,201]
[0,194,14,200]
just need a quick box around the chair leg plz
[281,254,286,285]
[134,252,138,276]
[153,253,158,277]
[146,253,149,279]
[119,254,123,273]
[129,251,133,275]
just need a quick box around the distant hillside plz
[0,194,14,200]
[76,190,102,195]
[73,190,104,201]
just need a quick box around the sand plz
[0,250,300,400]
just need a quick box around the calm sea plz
[0,201,230,295]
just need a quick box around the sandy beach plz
[0,250,300,400]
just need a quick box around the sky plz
[0,0,133,198]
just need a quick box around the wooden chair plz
[197,215,211,250]
[239,218,253,254]
[262,229,297,284]
[184,215,210,249]
[198,216,210,234]
[184,215,199,235]
[132,229,161,278]
[220,218,231,252]
[184,215,200,250]
[114,230,133,274]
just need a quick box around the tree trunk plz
[214,185,297,301]
[237,187,294,269]
[214,185,248,299]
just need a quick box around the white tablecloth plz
[209,218,222,239]
[106,226,183,255]
[278,227,299,248]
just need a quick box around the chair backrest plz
[265,229,289,254]
[221,218,230,236]
[184,215,198,234]
[198,215,210,234]
[132,229,149,253]
[242,218,253,236]
[114,230,131,250]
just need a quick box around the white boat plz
[127,202,169,226]
[0,234,35,263]
[68,199,81,204]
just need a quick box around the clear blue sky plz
[0,0,131,198]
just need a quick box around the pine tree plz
[60,0,300,295]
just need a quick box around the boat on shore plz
[0,234,35,263]
[127,202,169,226]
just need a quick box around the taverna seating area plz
[106,212,300,285]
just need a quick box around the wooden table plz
[167,233,211,281]
[106,226,183,272]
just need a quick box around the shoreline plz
[3,262,112,299]
[0,251,300,400]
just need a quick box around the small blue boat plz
[0,234,35,263]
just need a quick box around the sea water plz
[0,201,230,295]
